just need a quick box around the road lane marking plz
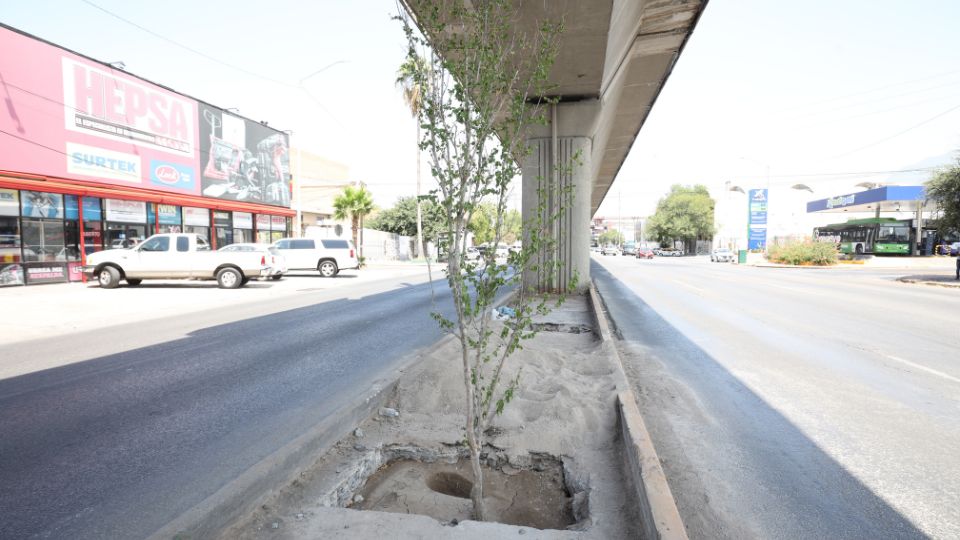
[884,354,960,385]
[672,279,705,293]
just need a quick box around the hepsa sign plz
[0,26,199,196]
[62,57,194,157]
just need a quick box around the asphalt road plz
[593,255,959,539]
[0,273,452,539]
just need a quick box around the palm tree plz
[333,185,374,261]
[396,56,428,259]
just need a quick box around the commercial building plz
[0,24,294,286]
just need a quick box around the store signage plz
[149,160,196,190]
[826,194,856,209]
[24,263,68,284]
[271,216,286,230]
[748,189,768,250]
[256,214,270,230]
[66,142,141,183]
[198,103,290,207]
[0,189,20,216]
[157,204,181,225]
[0,263,25,286]
[82,197,103,221]
[233,212,252,229]
[183,207,210,226]
[62,57,194,156]
[105,199,147,223]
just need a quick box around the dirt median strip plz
[589,281,689,540]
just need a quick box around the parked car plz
[83,233,270,289]
[621,242,637,256]
[590,245,602,254]
[465,247,481,262]
[272,238,359,277]
[601,245,619,256]
[950,242,960,256]
[658,247,683,257]
[220,243,287,280]
[636,248,655,259]
[710,248,734,262]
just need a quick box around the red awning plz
[0,171,295,216]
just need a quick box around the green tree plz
[398,0,569,520]
[396,55,429,258]
[598,229,624,246]
[927,158,960,237]
[368,196,447,241]
[468,203,521,245]
[332,185,374,258]
[647,184,715,251]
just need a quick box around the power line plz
[79,0,297,88]
[828,103,960,159]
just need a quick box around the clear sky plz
[3,0,959,217]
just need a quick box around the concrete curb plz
[150,378,399,540]
[587,283,688,540]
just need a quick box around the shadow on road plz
[0,279,454,540]
[591,262,926,540]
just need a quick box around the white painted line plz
[673,280,705,293]
[884,354,960,385]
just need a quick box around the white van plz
[272,238,359,277]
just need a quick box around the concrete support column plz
[521,134,592,294]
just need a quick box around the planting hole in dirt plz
[354,457,578,530]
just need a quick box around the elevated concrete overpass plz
[404,0,708,291]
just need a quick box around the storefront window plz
[149,203,182,233]
[233,212,253,244]
[213,211,232,248]
[104,199,147,249]
[183,207,210,243]
[81,197,103,255]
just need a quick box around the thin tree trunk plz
[415,124,424,259]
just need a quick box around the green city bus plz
[814,218,912,255]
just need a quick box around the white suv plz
[272,238,359,277]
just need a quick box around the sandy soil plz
[220,297,639,539]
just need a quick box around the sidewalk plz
[0,266,433,346]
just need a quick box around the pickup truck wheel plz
[126,279,142,286]
[318,260,338,277]
[269,274,283,281]
[216,267,243,289]
[98,266,120,289]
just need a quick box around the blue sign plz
[82,197,102,221]
[748,189,768,250]
[149,160,196,191]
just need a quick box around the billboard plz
[748,189,768,250]
[0,25,291,209]
[198,103,290,207]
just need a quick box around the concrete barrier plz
[589,282,688,540]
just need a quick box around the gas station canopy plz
[806,186,936,214]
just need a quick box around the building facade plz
[0,24,294,286]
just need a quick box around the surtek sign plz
[62,58,195,157]
[748,189,768,250]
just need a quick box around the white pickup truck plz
[83,233,271,289]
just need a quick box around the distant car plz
[272,238,359,277]
[635,248,655,259]
[601,245,619,256]
[710,248,733,262]
[220,243,287,280]
[621,242,637,256]
[951,242,960,256]
[658,248,683,257]
[590,245,602,254]
[465,247,481,262]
